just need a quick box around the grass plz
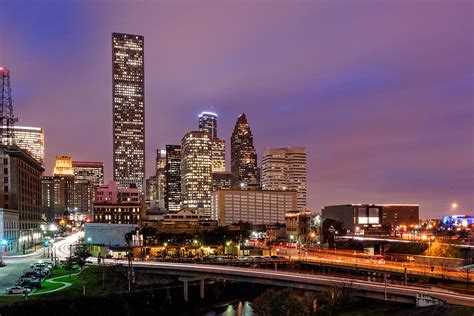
[0,265,122,305]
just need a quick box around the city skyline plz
[1,2,473,218]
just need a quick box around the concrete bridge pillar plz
[274,263,278,271]
[183,280,189,302]
[200,278,205,299]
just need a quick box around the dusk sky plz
[1,1,473,218]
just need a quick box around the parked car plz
[23,270,45,278]
[17,276,41,288]
[6,286,31,294]
[30,262,53,270]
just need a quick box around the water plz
[198,301,253,316]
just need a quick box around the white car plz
[6,286,32,294]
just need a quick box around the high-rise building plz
[181,132,212,215]
[165,145,181,211]
[72,161,104,187]
[41,176,54,221]
[211,138,226,173]
[71,179,92,214]
[154,149,167,208]
[1,126,44,165]
[198,111,218,139]
[52,156,92,215]
[112,32,145,195]
[52,156,74,216]
[0,145,44,250]
[231,113,259,189]
[198,111,226,173]
[262,147,307,210]
[212,172,232,191]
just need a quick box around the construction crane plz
[0,67,18,145]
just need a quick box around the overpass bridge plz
[122,261,474,307]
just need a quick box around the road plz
[0,232,81,294]
[119,260,474,307]
[274,246,474,282]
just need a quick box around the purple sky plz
[1,1,473,218]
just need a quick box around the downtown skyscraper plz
[198,111,225,173]
[112,32,145,195]
[181,131,212,215]
[231,113,259,189]
[165,145,181,211]
[262,147,307,210]
[1,126,44,166]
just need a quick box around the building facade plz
[198,111,218,139]
[154,149,167,208]
[0,208,19,254]
[181,131,212,215]
[112,32,145,195]
[95,181,140,204]
[321,204,420,235]
[72,161,104,187]
[165,145,181,211]
[93,181,143,225]
[41,176,54,221]
[211,189,297,226]
[0,146,44,251]
[231,113,259,189]
[51,156,93,216]
[212,172,232,191]
[198,111,225,173]
[285,210,312,243]
[1,126,44,166]
[262,147,307,210]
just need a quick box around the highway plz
[119,260,474,307]
[273,246,474,283]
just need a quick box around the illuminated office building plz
[41,176,54,220]
[198,111,218,139]
[181,132,212,215]
[165,145,181,211]
[212,172,232,191]
[154,149,166,208]
[262,147,307,210]
[198,112,225,173]
[1,126,44,166]
[72,161,104,187]
[112,32,145,195]
[0,145,44,251]
[51,156,92,216]
[231,113,259,189]
[211,189,297,226]
[211,138,225,173]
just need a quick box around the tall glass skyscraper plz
[198,112,218,139]
[181,131,212,215]
[262,147,307,210]
[198,111,225,173]
[1,126,44,165]
[112,32,145,195]
[165,145,181,211]
[231,113,259,189]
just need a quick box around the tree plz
[140,226,157,246]
[424,241,460,258]
[318,286,346,314]
[73,244,91,270]
[322,219,346,245]
[252,288,305,316]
